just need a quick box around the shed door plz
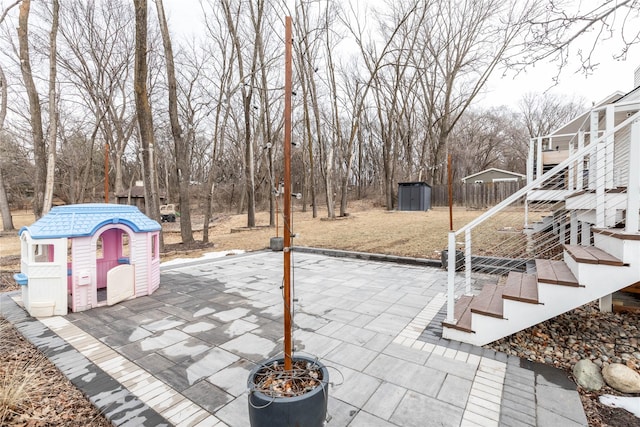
[410,186,421,210]
[107,264,135,305]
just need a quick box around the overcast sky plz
[480,43,639,108]
[162,0,638,110]
[2,0,634,110]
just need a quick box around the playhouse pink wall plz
[67,223,160,312]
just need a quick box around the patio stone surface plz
[0,249,588,426]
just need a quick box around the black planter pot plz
[247,355,329,427]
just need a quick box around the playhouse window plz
[96,236,104,259]
[33,244,54,263]
[121,233,130,258]
[151,234,158,260]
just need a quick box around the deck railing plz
[446,107,640,324]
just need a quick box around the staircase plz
[442,229,640,347]
[527,205,568,233]
[441,104,640,346]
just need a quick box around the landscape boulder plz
[573,359,604,391]
[602,363,640,394]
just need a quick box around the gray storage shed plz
[397,182,431,211]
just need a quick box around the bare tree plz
[0,1,19,230]
[0,0,634,227]
[133,0,162,243]
[220,0,264,228]
[339,0,422,212]
[407,0,543,185]
[518,92,585,138]
[254,13,281,228]
[199,1,237,241]
[154,0,193,244]
[57,0,137,199]
[42,0,59,215]
[17,0,46,218]
[514,0,640,76]
[0,64,14,231]
[450,108,528,180]
[293,0,335,218]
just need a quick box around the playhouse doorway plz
[95,228,134,306]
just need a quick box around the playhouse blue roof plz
[19,203,161,239]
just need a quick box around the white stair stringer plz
[442,235,640,347]
[443,277,631,347]
[593,231,640,265]
[564,252,639,288]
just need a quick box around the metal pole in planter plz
[283,14,293,371]
[248,20,329,427]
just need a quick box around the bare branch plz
[0,0,20,25]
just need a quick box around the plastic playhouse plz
[14,203,162,317]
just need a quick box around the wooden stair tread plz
[593,228,640,241]
[442,295,474,333]
[564,244,624,266]
[503,272,539,304]
[535,259,579,287]
[470,284,504,318]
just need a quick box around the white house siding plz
[613,89,639,188]
[614,124,631,187]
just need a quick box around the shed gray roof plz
[19,203,161,239]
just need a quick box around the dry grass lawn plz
[158,205,485,261]
[1,205,487,264]
[0,212,34,258]
[1,201,546,277]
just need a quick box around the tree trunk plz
[133,0,162,248]
[294,5,319,218]
[323,13,338,219]
[357,119,363,199]
[0,164,13,231]
[18,0,46,219]
[251,23,275,227]
[221,0,257,228]
[43,0,59,215]
[0,63,14,230]
[203,95,230,243]
[155,0,193,244]
[243,95,255,226]
[78,117,101,203]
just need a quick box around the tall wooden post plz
[283,16,293,371]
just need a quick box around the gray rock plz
[573,359,604,391]
[602,363,640,394]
